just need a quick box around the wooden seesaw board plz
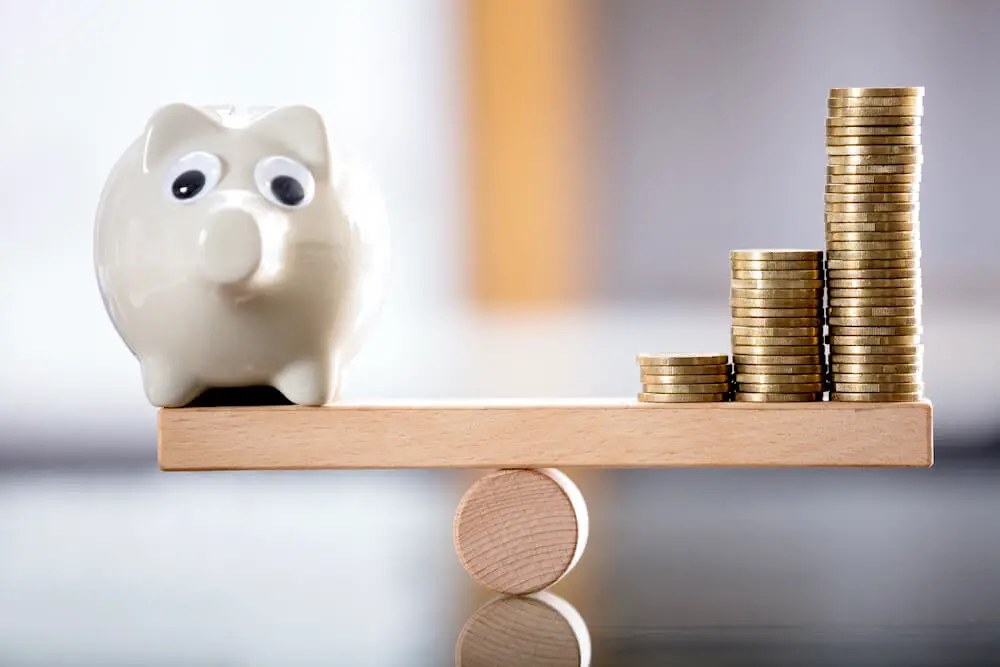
[157,398,933,470]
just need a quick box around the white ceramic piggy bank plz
[94,103,390,407]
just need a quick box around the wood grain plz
[454,469,587,596]
[456,592,591,666]
[158,398,933,470]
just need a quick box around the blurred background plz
[1,0,999,664]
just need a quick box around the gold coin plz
[827,172,920,183]
[827,154,922,165]
[829,281,920,292]
[827,240,919,250]
[731,249,823,261]
[826,205,917,215]
[829,306,918,317]
[642,383,731,394]
[640,364,731,376]
[833,382,922,393]
[827,95,922,106]
[830,350,924,366]
[827,228,919,239]
[826,135,921,146]
[635,353,729,366]
[827,125,922,137]
[830,344,924,363]
[828,105,923,118]
[828,335,922,346]
[638,392,728,403]
[826,203,917,214]
[733,345,823,356]
[831,354,921,365]
[826,232,917,242]
[736,382,825,393]
[732,308,823,318]
[731,288,824,299]
[826,187,919,197]
[829,325,922,336]
[832,363,921,374]
[731,269,822,279]
[733,335,822,346]
[826,249,919,259]
[831,354,923,368]
[731,260,822,270]
[830,392,921,402]
[733,365,824,374]
[828,164,921,174]
[732,325,823,336]
[734,393,823,402]
[828,280,922,291]
[824,193,918,203]
[829,296,921,307]
[828,288,920,298]
[731,317,824,327]
[827,238,919,249]
[826,115,921,126]
[826,184,918,195]
[827,105,922,116]
[828,316,920,327]
[641,374,730,385]
[736,373,825,384]
[831,373,921,383]
[733,354,825,365]
[730,279,825,289]
[829,87,924,97]
[826,256,918,267]
[825,145,921,156]
[825,212,916,223]
[731,298,824,308]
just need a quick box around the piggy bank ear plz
[249,105,330,169]
[142,103,222,172]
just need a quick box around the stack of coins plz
[636,354,732,403]
[825,87,924,402]
[730,249,827,402]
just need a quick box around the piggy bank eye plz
[254,156,315,208]
[164,151,223,203]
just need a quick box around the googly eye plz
[163,151,223,203]
[254,156,315,208]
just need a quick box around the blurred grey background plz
[1,0,998,665]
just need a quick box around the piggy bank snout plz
[198,209,265,287]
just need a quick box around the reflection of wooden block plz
[454,469,588,596]
[158,399,933,470]
[456,592,591,667]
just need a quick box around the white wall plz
[0,0,466,444]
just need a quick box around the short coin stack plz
[825,87,924,402]
[730,250,827,402]
[636,353,732,403]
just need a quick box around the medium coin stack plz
[730,249,827,402]
[636,353,732,403]
[825,87,924,402]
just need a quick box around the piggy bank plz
[94,103,390,407]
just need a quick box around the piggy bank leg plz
[272,356,341,406]
[139,356,203,407]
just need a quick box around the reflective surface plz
[2,446,999,665]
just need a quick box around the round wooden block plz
[454,468,588,596]
[456,592,591,667]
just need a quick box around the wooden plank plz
[158,399,933,470]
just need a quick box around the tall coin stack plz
[636,354,732,403]
[825,87,924,402]
[730,250,827,402]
